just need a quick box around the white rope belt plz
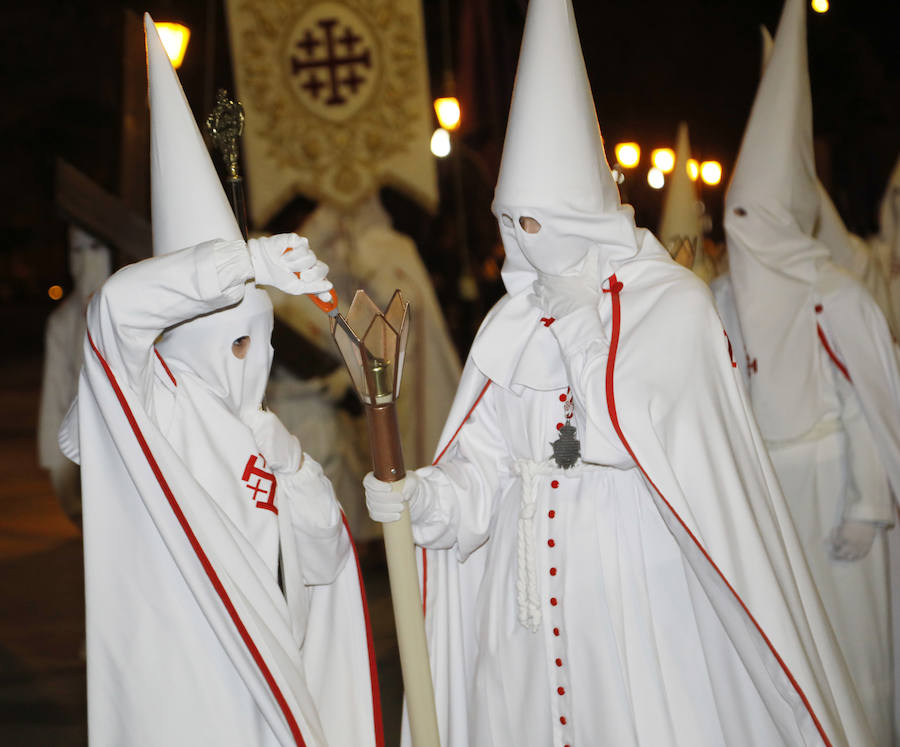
[510,457,589,632]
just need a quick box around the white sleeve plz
[277,456,350,585]
[410,383,509,560]
[85,239,250,409]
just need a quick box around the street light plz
[154,22,190,69]
[430,128,451,158]
[687,158,700,181]
[651,148,675,173]
[433,97,461,131]
[647,167,665,190]
[614,142,640,168]
[700,160,722,186]
[811,0,829,13]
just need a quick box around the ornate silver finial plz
[206,88,244,181]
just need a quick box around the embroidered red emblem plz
[747,355,758,375]
[242,455,278,514]
[540,317,556,327]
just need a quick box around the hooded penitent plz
[658,122,715,283]
[63,15,382,746]
[727,2,900,743]
[871,155,900,333]
[403,0,872,745]
[725,0,830,443]
[147,19,274,418]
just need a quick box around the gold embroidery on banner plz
[235,0,421,205]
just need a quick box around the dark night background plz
[2,0,898,356]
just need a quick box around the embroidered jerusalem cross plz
[242,455,278,514]
[290,18,372,107]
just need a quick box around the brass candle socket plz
[331,289,411,482]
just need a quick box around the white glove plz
[826,520,879,561]
[531,260,600,319]
[247,233,332,297]
[364,470,423,523]
[242,408,302,474]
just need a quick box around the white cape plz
[71,247,383,746]
[412,255,871,746]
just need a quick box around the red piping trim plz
[603,275,831,746]
[87,331,306,746]
[154,349,177,386]
[341,513,385,747]
[816,324,851,383]
[422,379,493,615]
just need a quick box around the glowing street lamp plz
[700,160,722,186]
[433,97,461,131]
[48,285,63,301]
[614,142,640,168]
[811,0,829,13]
[647,167,665,190]
[651,148,675,174]
[330,290,439,747]
[155,22,191,69]
[687,158,700,181]
[430,128,451,158]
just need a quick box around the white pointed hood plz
[726,0,826,278]
[724,0,831,442]
[659,122,711,281]
[815,182,861,270]
[476,0,665,392]
[145,14,273,416]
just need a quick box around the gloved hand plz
[242,408,303,474]
[247,233,332,298]
[364,470,423,523]
[531,259,600,319]
[826,519,879,561]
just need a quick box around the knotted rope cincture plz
[510,457,586,632]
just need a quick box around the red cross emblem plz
[290,18,372,107]
[242,455,278,514]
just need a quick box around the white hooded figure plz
[722,0,900,743]
[37,225,111,524]
[364,0,871,744]
[266,193,461,542]
[658,122,716,284]
[58,16,382,746]
[870,155,900,336]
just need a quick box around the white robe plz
[408,254,872,746]
[67,244,382,746]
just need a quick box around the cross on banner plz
[290,18,372,107]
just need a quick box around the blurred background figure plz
[658,121,717,284]
[267,193,461,541]
[36,225,111,527]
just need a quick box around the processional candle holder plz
[331,289,440,747]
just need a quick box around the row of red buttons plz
[548,469,569,740]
